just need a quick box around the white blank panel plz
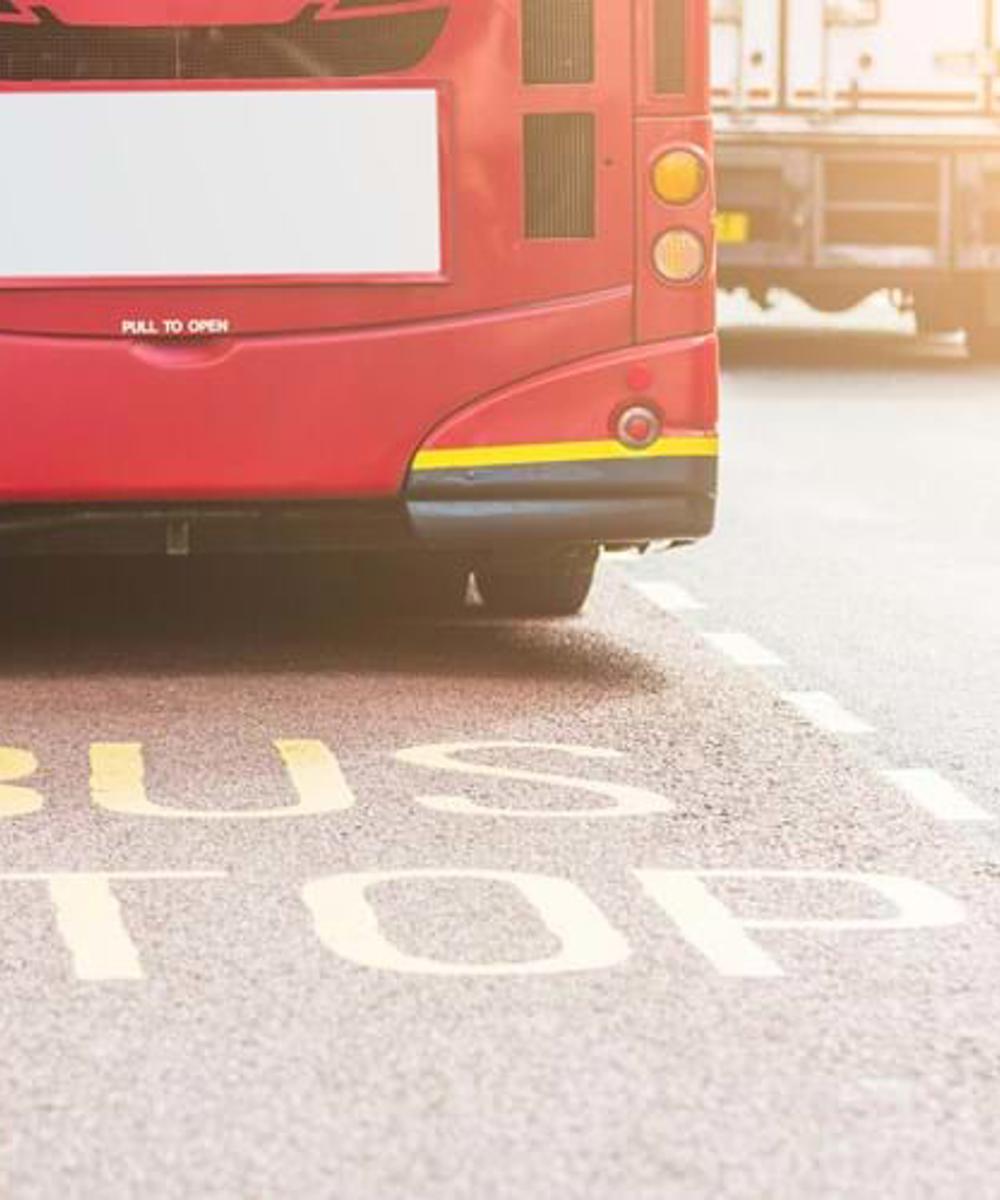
[0,88,442,279]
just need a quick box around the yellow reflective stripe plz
[412,436,719,471]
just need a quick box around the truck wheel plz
[965,279,1000,361]
[915,307,960,336]
[965,322,1000,362]
[476,552,597,618]
[913,288,960,336]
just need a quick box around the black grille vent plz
[524,113,596,239]
[0,3,449,81]
[522,0,594,85]
[822,155,945,254]
[654,0,687,94]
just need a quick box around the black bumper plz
[406,456,717,546]
[0,457,717,556]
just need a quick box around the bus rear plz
[0,0,718,615]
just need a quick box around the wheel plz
[965,322,1000,362]
[913,288,960,336]
[475,551,597,618]
[964,279,1000,362]
[915,306,960,336]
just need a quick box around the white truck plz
[712,0,1000,355]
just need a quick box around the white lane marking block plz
[702,631,784,667]
[883,769,997,823]
[632,581,705,613]
[782,691,874,735]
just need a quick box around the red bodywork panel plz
[0,289,632,501]
[420,336,718,452]
[0,0,717,506]
[0,4,633,334]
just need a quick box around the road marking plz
[702,631,784,667]
[631,580,705,613]
[0,747,43,819]
[0,871,227,981]
[883,768,996,823]
[303,869,631,976]
[0,865,966,981]
[276,739,358,815]
[48,874,145,981]
[395,741,674,819]
[89,739,357,820]
[635,869,966,978]
[782,691,874,735]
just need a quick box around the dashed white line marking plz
[702,631,784,667]
[631,580,705,613]
[623,575,995,833]
[883,769,996,823]
[782,691,874,735]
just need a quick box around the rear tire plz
[915,307,960,336]
[965,322,1000,362]
[965,279,1000,362]
[913,287,961,336]
[475,551,597,618]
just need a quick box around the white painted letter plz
[0,871,226,981]
[0,747,43,819]
[395,741,673,818]
[303,869,630,975]
[635,869,966,977]
[89,739,355,820]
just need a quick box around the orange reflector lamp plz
[652,229,706,283]
[652,149,707,206]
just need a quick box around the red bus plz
[0,0,718,616]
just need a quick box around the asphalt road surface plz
[2,295,999,1199]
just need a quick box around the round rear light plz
[616,405,662,451]
[652,229,707,284]
[652,149,707,206]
